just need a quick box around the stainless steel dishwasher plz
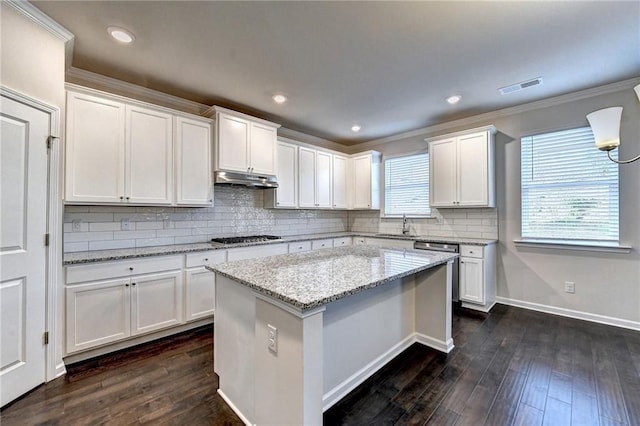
[414,241,460,302]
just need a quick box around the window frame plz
[382,152,432,218]
[518,125,623,250]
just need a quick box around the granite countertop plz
[63,232,495,265]
[209,245,458,311]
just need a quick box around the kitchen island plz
[209,245,458,426]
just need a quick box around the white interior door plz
[0,95,49,406]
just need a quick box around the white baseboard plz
[322,331,454,412]
[54,362,66,379]
[414,332,455,353]
[322,335,415,411]
[495,296,640,332]
[218,389,253,426]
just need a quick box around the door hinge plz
[43,331,49,345]
[44,233,50,246]
[46,135,59,150]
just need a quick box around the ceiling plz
[32,1,640,145]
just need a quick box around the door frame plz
[1,86,65,381]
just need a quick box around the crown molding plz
[278,127,346,153]
[349,77,640,153]
[66,67,212,116]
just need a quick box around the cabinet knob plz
[120,196,124,200]
[125,283,129,287]
[129,267,134,271]
[132,283,136,286]
[204,258,209,262]
[126,197,130,201]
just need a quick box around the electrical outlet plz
[72,220,82,232]
[121,218,132,231]
[267,324,278,354]
[564,281,575,294]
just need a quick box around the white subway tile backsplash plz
[63,186,494,253]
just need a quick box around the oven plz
[414,241,460,302]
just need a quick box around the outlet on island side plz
[267,324,278,354]
[564,281,575,294]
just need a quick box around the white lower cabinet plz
[130,271,183,336]
[66,255,184,354]
[459,244,496,312]
[312,239,334,250]
[66,278,131,352]
[288,241,312,253]
[184,250,227,321]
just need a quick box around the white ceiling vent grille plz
[499,77,543,95]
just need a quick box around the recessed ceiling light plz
[446,95,462,105]
[272,94,287,104]
[351,125,361,132]
[108,26,135,44]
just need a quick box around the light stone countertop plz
[209,245,459,311]
[63,231,495,265]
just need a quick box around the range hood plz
[214,171,278,189]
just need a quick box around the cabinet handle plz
[125,283,129,287]
[204,258,209,262]
[129,267,134,271]
[120,196,124,200]
[132,283,136,286]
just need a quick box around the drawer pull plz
[132,283,136,286]
[129,267,134,271]
[204,258,209,262]
[125,283,129,287]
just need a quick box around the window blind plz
[384,153,430,216]
[521,127,619,243]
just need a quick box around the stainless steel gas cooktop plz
[211,235,281,245]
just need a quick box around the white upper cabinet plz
[126,105,174,205]
[65,91,125,204]
[175,116,213,206]
[264,140,298,208]
[298,147,332,208]
[427,126,495,208]
[214,107,280,176]
[65,85,212,206]
[332,154,348,209]
[350,152,381,210]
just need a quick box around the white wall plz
[357,85,640,327]
[1,3,68,375]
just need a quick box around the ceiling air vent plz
[499,77,543,95]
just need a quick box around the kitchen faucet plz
[402,214,409,235]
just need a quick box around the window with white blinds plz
[521,127,619,244]
[384,153,430,217]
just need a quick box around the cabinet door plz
[353,155,372,209]
[66,278,130,353]
[217,113,249,172]
[459,257,484,304]
[316,151,333,208]
[185,267,215,321]
[130,270,183,336]
[65,91,125,203]
[298,147,317,208]
[249,122,277,175]
[175,117,212,206]
[126,105,173,204]
[457,132,489,206]
[275,141,298,207]
[332,154,348,209]
[429,138,457,207]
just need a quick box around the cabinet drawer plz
[312,239,334,250]
[353,237,366,245]
[66,255,183,284]
[460,245,483,259]
[227,243,288,261]
[333,237,352,247]
[289,241,312,253]
[185,250,227,268]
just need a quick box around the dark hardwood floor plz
[2,305,639,425]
